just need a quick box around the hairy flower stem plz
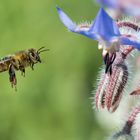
[95,20,139,112]
[96,46,133,112]
[109,105,140,140]
[118,22,140,31]
[123,105,140,135]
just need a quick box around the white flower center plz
[98,38,120,56]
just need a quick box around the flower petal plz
[56,6,77,32]
[120,37,140,50]
[97,0,119,8]
[97,0,140,16]
[89,8,120,42]
[56,6,98,40]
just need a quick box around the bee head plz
[29,47,49,63]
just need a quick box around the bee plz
[0,47,48,89]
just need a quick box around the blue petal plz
[124,6,140,17]
[89,8,120,42]
[97,0,140,17]
[56,7,120,43]
[56,6,77,32]
[97,0,119,9]
[120,37,140,50]
[56,6,98,40]
[77,30,99,41]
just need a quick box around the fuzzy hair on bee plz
[0,47,49,89]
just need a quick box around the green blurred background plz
[0,0,108,140]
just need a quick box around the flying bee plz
[0,47,48,89]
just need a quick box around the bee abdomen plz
[0,56,12,72]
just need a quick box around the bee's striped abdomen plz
[0,56,12,72]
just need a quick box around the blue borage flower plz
[56,6,140,53]
[97,0,119,9]
[97,0,140,17]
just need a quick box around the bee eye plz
[31,52,35,57]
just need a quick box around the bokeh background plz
[0,0,109,140]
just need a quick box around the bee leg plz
[30,63,34,70]
[9,64,17,89]
[21,68,25,77]
[19,66,25,77]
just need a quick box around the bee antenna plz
[38,49,50,54]
[37,46,46,52]
[37,46,49,54]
